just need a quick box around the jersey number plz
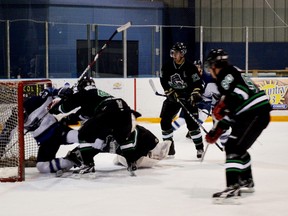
[241,74,259,93]
[221,74,234,90]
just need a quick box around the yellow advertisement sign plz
[253,78,288,110]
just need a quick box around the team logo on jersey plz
[168,73,187,89]
[97,89,112,97]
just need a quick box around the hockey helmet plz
[98,98,142,118]
[77,76,96,91]
[193,60,202,67]
[204,48,229,69]
[170,42,187,57]
[58,86,73,99]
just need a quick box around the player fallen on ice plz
[204,49,271,204]
[159,42,204,158]
[50,77,171,175]
[0,84,79,173]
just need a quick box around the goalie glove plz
[205,126,225,144]
[190,88,202,106]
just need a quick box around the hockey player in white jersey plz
[20,85,78,173]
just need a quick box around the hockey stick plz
[76,21,132,85]
[148,79,212,117]
[0,108,53,159]
[149,79,165,97]
[176,99,223,152]
[149,79,223,153]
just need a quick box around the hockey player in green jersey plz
[204,49,271,204]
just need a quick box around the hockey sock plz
[240,152,253,181]
[189,128,203,150]
[162,128,174,141]
[225,153,242,187]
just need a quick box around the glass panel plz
[9,20,45,79]
[0,21,5,78]
[48,23,86,78]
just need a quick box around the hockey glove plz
[165,88,178,102]
[212,99,229,120]
[190,88,202,106]
[60,113,80,125]
[205,126,224,144]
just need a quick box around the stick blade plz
[149,79,157,93]
[117,21,132,32]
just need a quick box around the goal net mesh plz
[0,80,51,182]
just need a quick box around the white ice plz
[0,122,288,216]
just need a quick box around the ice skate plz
[167,141,175,156]
[212,185,241,204]
[64,150,83,167]
[196,149,204,159]
[240,178,255,193]
[73,163,95,174]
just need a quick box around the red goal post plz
[0,79,51,182]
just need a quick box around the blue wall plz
[1,0,165,78]
[47,2,163,77]
[0,0,287,78]
[195,43,288,71]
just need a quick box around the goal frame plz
[0,79,51,182]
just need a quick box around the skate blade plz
[70,172,97,179]
[55,170,64,177]
[240,187,255,193]
[165,155,175,159]
[213,196,241,205]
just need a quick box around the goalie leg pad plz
[113,155,128,167]
[136,156,160,168]
[149,140,172,160]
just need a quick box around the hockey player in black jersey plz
[172,60,230,147]
[204,49,271,203]
[160,42,204,158]
[50,77,171,173]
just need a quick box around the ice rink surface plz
[0,121,287,216]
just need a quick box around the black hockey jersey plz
[160,59,203,99]
[216,65,271,119]
[58,88,113,119]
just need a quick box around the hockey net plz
[0,79,51,182]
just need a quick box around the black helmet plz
[193,60,202,67]
[204,49,228,68]
[77,76,96,91]
[170,42,187,57]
